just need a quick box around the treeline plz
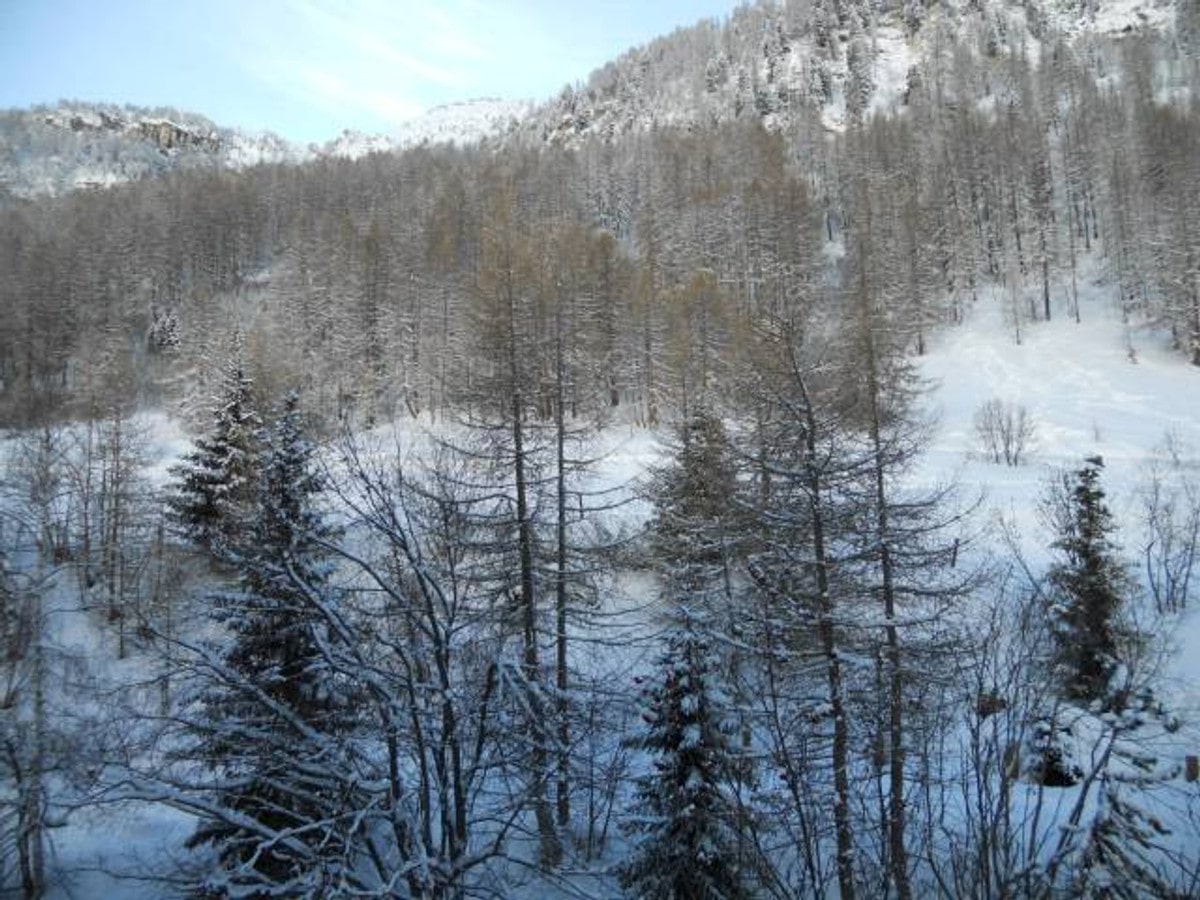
[0,22,1197,429]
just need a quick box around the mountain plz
[2,1,1189,203]
[0,97,532,201]
[0,102,302,201]
[391,98,534,149]
[320,99,535,160]
[514,0,1190,145]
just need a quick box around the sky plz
[0,0,742,144]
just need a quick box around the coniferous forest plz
[2,1,1200,897]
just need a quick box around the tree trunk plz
[554,289,571,831]
[507,286,561,870]
[857,265,913,900]
[1189,273,1200,367]
[796,370,857,900]
[21,568,47,899]
[1041,227,1051,323]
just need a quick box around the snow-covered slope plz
[321,99,534,159]
[392,98,534,149]
[1045,0,1178,36]
[514,0,1187,145]
[0,102,307,200]
[915,274,1200,717]
[0,97,534,200]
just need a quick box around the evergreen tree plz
[1044,457,1129,708]
[1036,461,1186,896]
[648,406,740,595]
[166,354,261,556]
[647,406,759,827]
[619,607,754,900]
[186,392,354,897]
[1038,685,1185,897]
[1072,768,1179,899]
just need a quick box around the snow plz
[8,256,1200,898]
[912,268,1200,790]
[139,409,195,485]
[390,98,534,150]
[44,804,195,900]
[1,97,532,200]
[868,25,918,118]
[916,275,1200,568]
[320,98,534,158]
[1057,0,1177,36]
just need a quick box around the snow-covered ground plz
[12,264,1200,896]
[915,281,1200,712]
[921,292,1199,475]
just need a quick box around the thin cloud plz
[215,0,568,137]
[224,1,479,133]
[286,0,468,88]
[246,56,426,131]
[418,6,494,63]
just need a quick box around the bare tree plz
[974,398,1035,466]
[1138,433,1200,614]
[740,315,862,900]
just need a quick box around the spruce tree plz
[648,406,740,595]
[187,392,353,897]
[1045,457,1128,708]
[1072,769,1178,898]
[1038,462,1184,896]
[167,355,261,556]
[619,607,753,900]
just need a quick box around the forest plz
[2,0,1200,896]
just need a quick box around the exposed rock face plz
[3,102,295,200]
[38,108,222,154]
[136,119,222,154]
[2,97,532,200]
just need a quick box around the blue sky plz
[0,0,741,144]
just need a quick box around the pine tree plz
[167,354,261,556]
[1044,457,1129,708]
[1036,461,1187,896]
[619,607,754,900]
[1072,773,1179,899]
[1038,684,1185,896]
[647,406,759,822]
[648,406,740,595]
[187,392,353,897]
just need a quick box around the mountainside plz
[4,0,1192,203]
[392,97,534,149]
[0,102,302,201]
[0,97,532,201]
[320,99,535,160]
[515,0,1191,145]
